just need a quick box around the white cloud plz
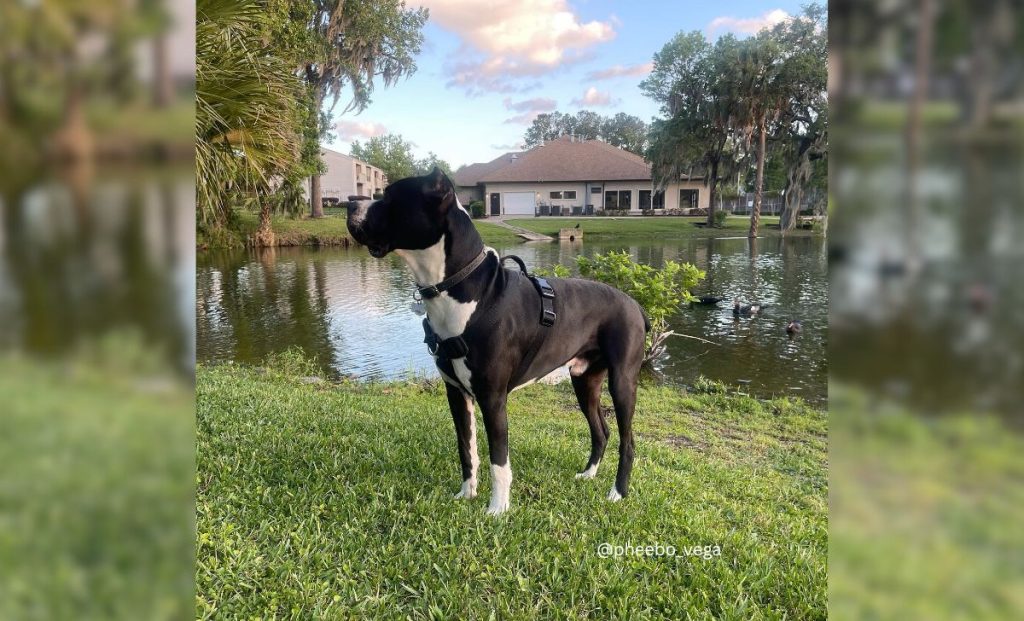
[585,62,654,81]
[504,111,544,125]
[335,120,389,141]
[419,0,616,93]
[708,9,789,35]
[503,97,557,113]
[570,86,619,108]
[501,96,558,125]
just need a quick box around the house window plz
[680,189,699,209]
[564,190,577,200]
[550,191,563,199]
[605,190,632,210]
[605,191,618,209]
[591,186,601,194]
[639,190,665,209]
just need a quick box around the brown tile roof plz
[478,136,652,183]
[452,151,522,186]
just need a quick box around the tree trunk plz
[308,81,326,219]
[705,158,719,227]
[748,124,766,238]
[53,82,93,162]
[310,173,324,218]
[254,200,276,247]
[905,0,933,264]
[152,33,172,108]
[780,136,815,235]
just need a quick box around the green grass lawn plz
[503,215,814,239]
[1,340,193,620]
[199,212,810,249]
[829,386,1024,619]
[197,354,827,619]
[198,211,354,249]
[200,214,522,249]
[473,220,525,245]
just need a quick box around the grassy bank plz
[473,220,525,245]
[504,215,819,239]
[199,213,521,249]
[197,212,807,250]
[197,355,827,619]
[1,342,193,620]
[198,211,355,249]
[829,386,1024,619]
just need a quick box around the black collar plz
[416,248,487,300]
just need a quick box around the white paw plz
[607,487,623,502]
[486,498,510,515]
[575,463,599,479]
[454,478,477,499]
[486,463,512,516]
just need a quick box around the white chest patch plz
[396,236,481,396]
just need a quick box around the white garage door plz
[503,192,536,215]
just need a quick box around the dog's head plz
[347,167,457,258]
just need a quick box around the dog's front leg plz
[478,391,512,515]
[445,382,478,499]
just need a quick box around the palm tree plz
[730,35,784,239]
[195,0,301,238]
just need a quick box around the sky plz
[325,0,813,170]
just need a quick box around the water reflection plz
[0,167,195,373]
[830,138,1024,417]
[197,236,828,403]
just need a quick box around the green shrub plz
[533,264,571,278]
[599,208,630,217]
[468,200,486,218]
[576,251,704,362]
[713,209,729,227]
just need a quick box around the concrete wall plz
[456,185,483,206]
[481,179,708,214]
[303,151,388,201]
[482,181,588,215]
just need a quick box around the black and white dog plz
[347,168,648,515]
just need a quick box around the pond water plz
[0,166,195,373]
[197,234,827,403]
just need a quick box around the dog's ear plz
[424,166,454,209]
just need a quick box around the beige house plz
[453,136,708,216]
[305,148,388,204]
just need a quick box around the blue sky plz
[325,1,813,170]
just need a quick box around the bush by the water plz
[576,251,703,362]
[713,209,729,227]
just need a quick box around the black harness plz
[421,253,556,360]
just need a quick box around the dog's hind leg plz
[445,382,478,499]
[606,365,638,501]
[478,391,512,515]
[571,364,609,479]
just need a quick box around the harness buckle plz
[419,285,441,299]
[541,308,556,326]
